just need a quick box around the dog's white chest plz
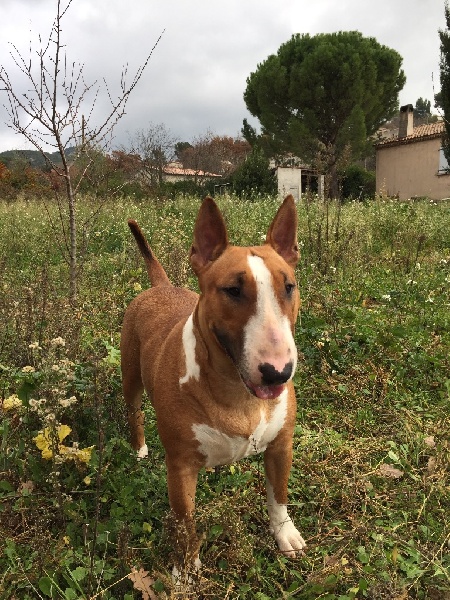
[192,389,288,468]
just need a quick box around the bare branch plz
[0,0,162,302]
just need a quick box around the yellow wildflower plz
[3,394,22,411]
[33,424,94,465]
[74,446,94,464]
[21,365,35,373]
[34,424,72,459]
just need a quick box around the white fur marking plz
[193,389,288,468]
[179,314,200,385]
[172,555,201,586]
[245,255,297,376]
[266,480,306,556]
[137,444,148,460]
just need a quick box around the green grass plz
[0,194,449,599]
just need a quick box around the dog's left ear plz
[265,195,299,267]
[190,197,229,273]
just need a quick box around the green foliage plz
[439,3,450,164]
[415,97,432,118]
[244,31,405,196]
[340,165,376,200]
[231,146,277,198]
[0,194,449,598]
[158,177,218,199]
[174,141,192,160]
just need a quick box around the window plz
[438,147,450,173]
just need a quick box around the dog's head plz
[190,196,300,400]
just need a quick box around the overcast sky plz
[0,0,446,153]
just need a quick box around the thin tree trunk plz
[68,184,77,304]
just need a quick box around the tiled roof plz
[376,121,445,148]
[163,166,221,177]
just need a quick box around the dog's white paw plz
[172,556,201,586]
[270,519,306,558]
[137,444,148,460]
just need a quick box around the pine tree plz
[244,32,405,198]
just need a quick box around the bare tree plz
[0,0,162,303]
[127,122,178,190]
[179,130,251,178]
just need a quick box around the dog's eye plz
[285,283,295,297]
[224,286,241,299]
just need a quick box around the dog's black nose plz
[258,361,293,385]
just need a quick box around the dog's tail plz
[128,220,172,287]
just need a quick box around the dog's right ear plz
[190,197,229,274]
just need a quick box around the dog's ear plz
[265,195,299,267]
[190,197,229,273]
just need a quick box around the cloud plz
[0,0,445,153]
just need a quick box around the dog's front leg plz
[166,457,202,572]
[264,440,306,557]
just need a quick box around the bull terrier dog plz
[121,195,306,570]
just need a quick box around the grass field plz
[0,194,449,599]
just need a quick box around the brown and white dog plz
[121,195,306,571]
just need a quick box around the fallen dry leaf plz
[19,481,35,493]
[128,567,157,600]
[424,436,436,448]
[379,463,404,479]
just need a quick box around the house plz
[272,156,325,200]
[162,162,221,184]
[276,166,325,201]
[375,105,450,200]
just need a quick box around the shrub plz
[341,164,376,200]
[231,146,277,198]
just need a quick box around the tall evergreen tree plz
[415,98,432,119]
[439,2,450,164]
[244,31,405,198]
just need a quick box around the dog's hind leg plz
[122,364,147,457]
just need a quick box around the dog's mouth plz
[213,328,286,400]
[245,381,286,400]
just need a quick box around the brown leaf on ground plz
[19,480,35,493]
[424,435,436,448]
[128,567,158,600]
[379,463,404,479]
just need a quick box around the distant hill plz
[0,147,76,169]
